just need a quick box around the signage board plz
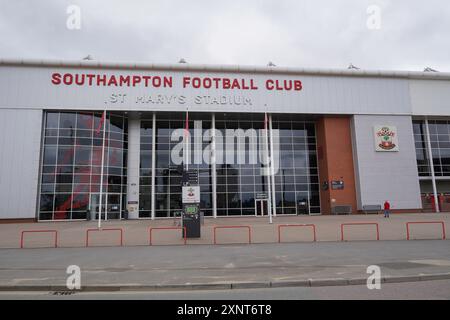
[331,180,344,190]
[374,125,399,152]
[182,185,200,203]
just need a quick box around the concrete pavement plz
[1,240,450,291]
[2,279,450,299]
[0,213,448,248]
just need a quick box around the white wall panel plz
[0,65,412,115]
[351,115,422,210]
[410,80,450,116]
[0,109,42,219]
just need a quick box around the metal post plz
[424,118,439,212]
[269,114,277,217]
[185,109,189,171]
[264,114,273,224]
[151,113,156,220]
[211,113,217,218]
[98,110,107,228]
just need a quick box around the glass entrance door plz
[89,193,122,220]
[255,199,269,216]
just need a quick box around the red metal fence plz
[278,224,317,242]
[406,221,446,240]
[20,230,58,248]
[85,228,123,247]
[213,225,252,244]
[149,227,187,245]
[340,223,380,241]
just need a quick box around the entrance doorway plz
[254,199,269,216]
[89,193,122,220]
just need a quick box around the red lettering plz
[284,80,292,90]
[51,73,61,85]
[266,79,274,90]
[142,76,151,87]
[276,80,283,91]
[63,73,73,85]
[152,76,161,87]
[119,75,130,86]
[231,79,240,89]
[294,80,302,91]
[132,76,141,86]
[86,74,95,86]
[212,78,221,89]
[223,78,231,89]
[163,77,173,88]
[107,75,118,86]
[250,79,258,90]
[203,77,212,89]
[75,74,85,85]
[183,77,191,88]
[192,77,201,88]
[241,79,249,90]
[97,75,107,86]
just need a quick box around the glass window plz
[39,111,127,221]
[59,113,76,129]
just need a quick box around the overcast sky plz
[0,0,449,71]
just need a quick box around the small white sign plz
[374,125,399,152]
[182,186,200,203]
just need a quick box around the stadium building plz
[0,59,449,222]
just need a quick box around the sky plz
[0,0,449,71]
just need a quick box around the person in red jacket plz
[383,200,391,218]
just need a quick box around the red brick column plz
[316,116,358,214]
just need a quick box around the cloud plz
[0,0,449,71]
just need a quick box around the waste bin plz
[182,210,201,238]
[122,209,129,220]
[297,200,309,215]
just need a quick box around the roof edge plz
[1,58,449,80]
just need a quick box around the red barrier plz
[341,223,380,241]
[213,226,252,244]
[278,224,317,243]
[406,221,446,240]
[20,230,58,248]
[149,227,187,245]
[85,228,123,247]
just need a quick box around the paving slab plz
[1,213,449,249]
[0,240,449,291]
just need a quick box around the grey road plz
[1,279,450,300]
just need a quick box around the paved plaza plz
[0,213,448,249]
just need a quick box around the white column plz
[126,113,141,219]
[151,113,156,220]
[211,113,217,218]
[269,114,277,217]
[424,118,439,212]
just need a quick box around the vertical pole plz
[98,110,107,228]
[105,121,109,222]
[264,113,273,224]
[211,113,217,218]
[269,114,277,217]
[424,118,439,212]
[151,113,156,220]
[185,109,189,171]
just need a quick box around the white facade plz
[0,59,449,219]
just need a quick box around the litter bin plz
[182,207,201,238]
[122,209,129,220]
[297,200,309,215]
